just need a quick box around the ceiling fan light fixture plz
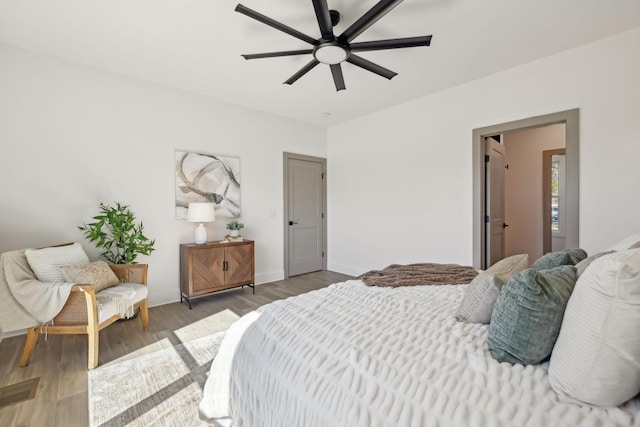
[314,43,348,65]
[235,1,433,90]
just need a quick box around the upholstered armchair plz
[0,242,150,369]
[20,263,149,369]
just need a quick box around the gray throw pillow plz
[531,248,587,270]
[487,265,577,365]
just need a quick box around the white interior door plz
[287,158,324,276]
[486,137,507,267]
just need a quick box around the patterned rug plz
[88,331,226,427]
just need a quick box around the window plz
[551,160,559,232]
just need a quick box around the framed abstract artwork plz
[175,151,241,219]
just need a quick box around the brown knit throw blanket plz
[358,263,478,287]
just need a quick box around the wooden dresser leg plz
[19,328,39,367]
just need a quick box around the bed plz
[199,244,640,427]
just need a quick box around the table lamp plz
[187,202,215,244]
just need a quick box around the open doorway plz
[503,124,567,262]
[472,109,579,269]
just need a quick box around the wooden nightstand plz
[179,240,255,309]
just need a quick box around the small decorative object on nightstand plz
[226,220,244,238]
[180,240,255,309]
[188,203,215,245]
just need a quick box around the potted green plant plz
[79,202,156,264]
[226,220,244,238]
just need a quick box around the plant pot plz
[229,230,240,238]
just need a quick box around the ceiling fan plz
[235,0,432,91]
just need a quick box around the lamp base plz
[194,223,208,245]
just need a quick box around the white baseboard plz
[327,262,367,277]
[148,289,182,308]
[255,271,284,285]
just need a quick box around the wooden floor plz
[0,270,352,427]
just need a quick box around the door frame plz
[283,152,327,279]
[472,109,579,269]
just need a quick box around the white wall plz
[0,43,326,306]
[327,27,640,275]
[503,124,565,262]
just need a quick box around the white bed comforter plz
[200,280,640,427]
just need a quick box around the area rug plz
[88,331,226,427]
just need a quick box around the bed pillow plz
[25,242,90,283]
[487,265,577,365]
[531,248,587,270]
[548,249,640,407]
[574,250,614,276]
[604,233,640,251]
[59,260,120,292]
[456,254,529,324]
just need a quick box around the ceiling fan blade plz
[339,0,404,43]
[235,4,316,45]
[312,0,334,39]
[330,64,346,91]
[350,35,432,52]
[242,49,313,60]
[347,54,397,80]
[284,59,320,85]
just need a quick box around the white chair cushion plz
[97,282,147,323]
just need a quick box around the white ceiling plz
[1,0,639,127]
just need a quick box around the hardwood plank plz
[56,334,88,401]
[55,391,88,427]
[0,271,352,427]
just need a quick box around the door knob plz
[289,220,299,225]
[502,223,510,229]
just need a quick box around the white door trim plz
[472,109,579,269]
[283,152,327,279]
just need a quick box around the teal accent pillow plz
[487,265,577,365]
[531,248,587,270]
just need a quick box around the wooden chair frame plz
[19,264,149,369]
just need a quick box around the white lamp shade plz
[187,203,215,223]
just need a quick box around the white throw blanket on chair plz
[0,249,74,333]
[97,286,137,319]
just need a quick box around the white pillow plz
[456,253,529,324]
[548,249,640,407]
[25,243,90,283]
[605,233,640,251]
[574,250,614,277]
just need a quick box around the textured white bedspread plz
[200,280,640,427]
